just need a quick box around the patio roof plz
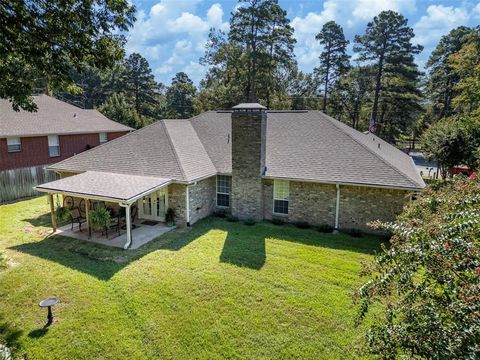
[35,171,171,204]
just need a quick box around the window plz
[273,180,289,214]
[6,137,21,152]
[216,175,231,207]
[99,132,108,144]
[48,135,60,157]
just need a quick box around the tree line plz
[2,0,479,173]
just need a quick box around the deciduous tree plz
[0,0,135,111]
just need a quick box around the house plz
[35,103,425,248]
[0,95,132,202]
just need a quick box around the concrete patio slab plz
[55,221,175,249]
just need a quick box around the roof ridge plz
[186,118,217,171]
[161,120,188,181]
[317,111,421,188]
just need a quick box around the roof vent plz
[378,143,381,149]
[73,113,78,118]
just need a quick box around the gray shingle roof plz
[0,95,132,137]
[48,110,424,189]
[35,171,170,202]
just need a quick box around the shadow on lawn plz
[217,220,383,270]
[11,212,204,281]
[12,212,384,278]
[0,316,23,351]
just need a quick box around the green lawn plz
[0,196,383,359]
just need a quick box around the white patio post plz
[49,193,57,232]
[334,184,340,232]
[85,198,91,238]
[124,204,132,249]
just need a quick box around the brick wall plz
[338,185,409,231]
[188,176,216,225]
[168,183,187,227]
[263,179,410,232]
[231,109,266,221]
[0,131,127,171]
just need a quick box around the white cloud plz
[291,0,417,72]
[471,2,480,19]
[126,0,227,84]
[351,0,416,22]
[413,5,469,48]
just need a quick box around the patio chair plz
[69,207,87,231]
[104,208,120,239]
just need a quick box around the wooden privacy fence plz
[0,165,58,203]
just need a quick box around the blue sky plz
[126,0,480,86]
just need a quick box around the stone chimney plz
[231,103,267,221]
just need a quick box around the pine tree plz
[165,72,196,118]
[227,0,296,104]
[426,26,474,118]
[354,11,422,139]
[315,21,350,112]
[123,53,159,115]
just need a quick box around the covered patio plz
[35,171,172,249]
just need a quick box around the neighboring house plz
[0,95,132,202]
[36,103,424,248]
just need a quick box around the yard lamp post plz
[39,297,59,326]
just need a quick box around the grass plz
[0,196,384,359]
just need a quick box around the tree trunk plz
[322,44,331,112]
[371,52,384,134]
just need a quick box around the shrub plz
[243,218,256,226]
[295,221,310,229]
[214,209,227,218]
[226,215,239,222]
[341,228,363,237]
[55,206,70,222]
[89,207,111,231]
[317,224,334,233]
[271,218,284,226]
[357,175,480,358]
[165,208,176,225]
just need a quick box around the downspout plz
[334,184,340,232]
[185,185,190,226]
[120,203,132,249]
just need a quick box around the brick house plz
[36,103,424,248]
[0,95,132,172]
[0,95,132,202]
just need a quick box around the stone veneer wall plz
[263,179,410,232]
[188,176,216,225]
[338,185,409,231]
[168,183,187,227]
[231,109,266,221]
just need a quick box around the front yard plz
[0,196,382,359]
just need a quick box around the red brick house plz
[0,95,132,202]
[0,95,132,171]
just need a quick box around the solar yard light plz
[39,297,59,326]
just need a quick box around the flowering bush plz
[357,175,480,358]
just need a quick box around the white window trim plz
[6,137,21,153]
[48,135,60,157]
[273,179,289,215]
[99,132,108,144]
[216,175,231,208]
